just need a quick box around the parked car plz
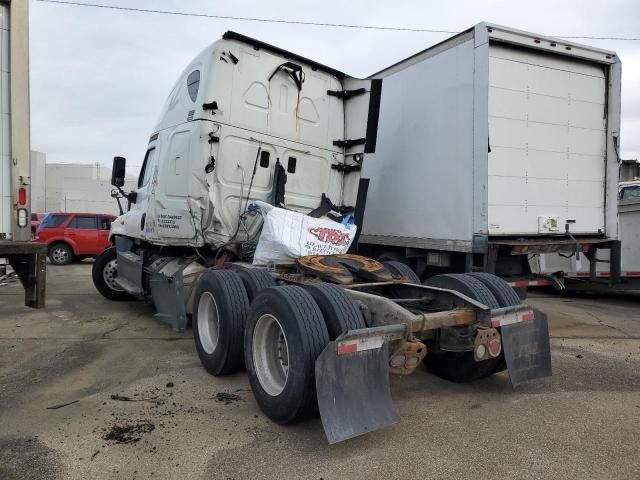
[30,212,46,235]
[34,212,116,265]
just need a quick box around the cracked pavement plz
[1,263,639,479]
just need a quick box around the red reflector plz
[18,187,26,205]
[522,311,535,322]
[337,343,358,355]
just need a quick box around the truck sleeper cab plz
[92,31,551,444]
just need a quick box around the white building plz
[30,151,137,215]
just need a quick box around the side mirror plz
[111,156,126,187]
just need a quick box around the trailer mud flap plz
[315,340,399,444]
[502,308,552,387]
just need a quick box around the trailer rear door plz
[488,43,607,235]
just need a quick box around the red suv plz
[34,212,116,265]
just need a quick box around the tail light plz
[18,187,26,205]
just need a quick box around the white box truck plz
[92,31,551,444]
[357,23,624,292]
[0,0,46,308]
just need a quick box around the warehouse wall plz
[30,151,137,215]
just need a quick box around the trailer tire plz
[49,242,73,265]
[467,272,521,307]
[92,247,132,301]
[423,274,501,382]
[303,283,365,339]
[382,261,420,283]
[236,268,277,303]
[193,270,249,376]
[245,286,329,424]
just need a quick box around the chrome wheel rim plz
[253,314,289,396]
[52,247,69,264]
[198,292,220,354]
[103,259,124,292]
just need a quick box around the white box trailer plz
[358,22,623,287]
[0,0,46,308]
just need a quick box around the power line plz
[34,0,640,41]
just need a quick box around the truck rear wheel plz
[236,268,277,303]
[92,247,132,301]
[303,283,365,339]
[423,274,502,382]
[193,270,249,375]
[467,273,521,374]
[245,286,329,424]
[382,260,420,283]
[467,272,521,307]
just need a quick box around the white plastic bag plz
[252,201,357,265]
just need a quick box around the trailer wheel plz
[193,270,249,375]
[245,286,329,424]
[467,272,521,307]
[303,283,365,339]
[382,261,420,283]
[423,274,501,382]
[49,242,73,265]
[92,247,132,301]
[236,268,277,303]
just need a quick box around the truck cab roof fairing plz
[222,31,346,80]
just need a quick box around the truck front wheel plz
[92,247,132,301]
[245,286,329,424]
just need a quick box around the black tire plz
[377,251,409,265]
[303,283,365,339]
[48,242,73,265]
[236,268,277,303]
[422,273,501,382]
[92,247,132,301]
[382,260,420,283]
[467,272,521,307]
[245,286,329,424]
[466,273,521,375]
[192,270,250,376]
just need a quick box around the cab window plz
[138,148,157,188]
[187,70,200,102]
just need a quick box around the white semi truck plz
[0,0,46,308]
[357,23,626,294]
[93,30,551,444]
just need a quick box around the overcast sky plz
[29,0,640,175]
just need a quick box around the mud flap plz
[149,271,188,332]
[502,308,552,387]
[315,340,399,444]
